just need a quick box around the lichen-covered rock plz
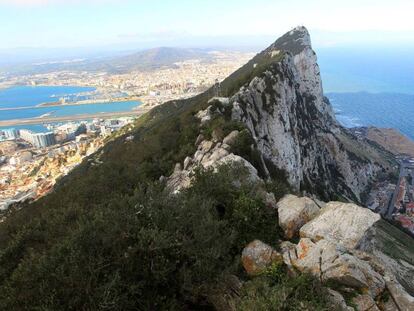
[167,136,260,193]
[276,195,320,239]
[229,26,393,201]
[300,202,380,249]
[282,238,385,298]
[241,240,282,276]
[352,294,380,311]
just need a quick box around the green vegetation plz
[0,163,330,310]
[235,263,330,311]
[219,50,285,98]
[0,44,333,309]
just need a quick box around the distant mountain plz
[0,47,213,75]
[108,47,212,71]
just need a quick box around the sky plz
[1,0,414,51]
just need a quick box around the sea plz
[327,92,414,140]
[0,86,141,133]
[317,47,414,140]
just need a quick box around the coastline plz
[0,106,151,127]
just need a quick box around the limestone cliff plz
[168,27,395,202]
[229,26,395,202]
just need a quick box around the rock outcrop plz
[300,201,381,249]
[276,194,321,239]
[241,240,282,276]
[226,26,394,202]
[167,134,259,193]
[273,195,414,310]
[282,238,385,297]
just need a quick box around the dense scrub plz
[0,46,333,309]
[0,164,330,310]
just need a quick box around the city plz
[0,51,253,214]
[366,155,414,235]
[0,117,136,214]
[0,51,253,108]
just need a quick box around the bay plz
[0,85,141,133]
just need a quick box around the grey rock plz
[300,202,381,249]
[241,240,282,276]
[277,194,320,239]
[223,130,240,146]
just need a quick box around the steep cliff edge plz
[0,27,407,310]
[168,27,395,202]
[231,27,396,202]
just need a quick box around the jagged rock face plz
[276,195,414,309]
[229,27,391,201]
[167,130,260,193]
[282,238,385,297]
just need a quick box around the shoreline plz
[0,107,151,127]
[0,98,142,111]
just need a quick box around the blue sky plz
[1,0,414,50]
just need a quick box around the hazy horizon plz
[1,0,413,50]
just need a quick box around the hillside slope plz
[0,27,410,310]
[357,127,414,157]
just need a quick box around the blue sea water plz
[0,85,96,109]
[327,92,414,140]
[0,86,141,133]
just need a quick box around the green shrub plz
[236,273,330,311]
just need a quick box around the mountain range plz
[0,47,215,75]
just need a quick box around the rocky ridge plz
[167,26,394,203]
[243,195,414,311]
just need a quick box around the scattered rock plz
[174,163,182,173]
[276,195,320,239]
[282,238,385,297]
[241,240,282,276]
[199,140,214,153]
[216,154,260,183]
[300,202,380,249]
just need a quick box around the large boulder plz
[241,240,282,276]
[277,195,321,239]
[300,202,380,249]
[282,238,385,298]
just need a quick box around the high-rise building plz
[20,129,56,148]
[32,132,56,148]
[3,128,19,140]
[20,129,35,144]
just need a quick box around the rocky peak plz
[167,27,395,202]
[269,26,312,56]
[225,27,395,201]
